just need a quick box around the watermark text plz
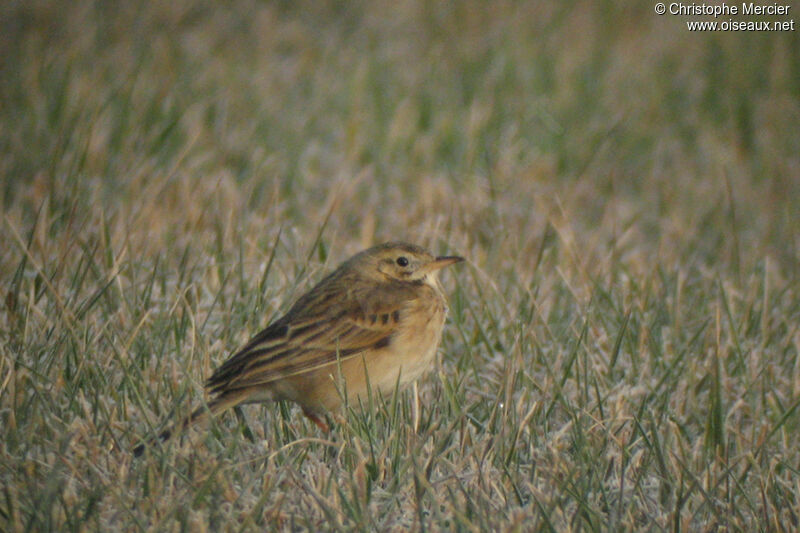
[654,2,795,31]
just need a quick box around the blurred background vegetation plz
[1,0,798,530]
[3,1,798,271]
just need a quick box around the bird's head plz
[358,242,463,284]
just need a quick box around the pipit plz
[134,242,462,455]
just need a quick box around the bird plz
[133,242,463,456]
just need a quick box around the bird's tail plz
[132,390,251,457]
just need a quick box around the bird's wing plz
[205,282,415,394]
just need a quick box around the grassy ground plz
[2,0,799,530]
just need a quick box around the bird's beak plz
[428,255,464,271]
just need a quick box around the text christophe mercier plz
[669,2,791,16]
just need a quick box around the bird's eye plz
[396,256,409,267]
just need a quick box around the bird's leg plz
[302,408,330,432]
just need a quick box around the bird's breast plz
[388,287,448,384]
[286,285,449,413]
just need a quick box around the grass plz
[2,0,799,530]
